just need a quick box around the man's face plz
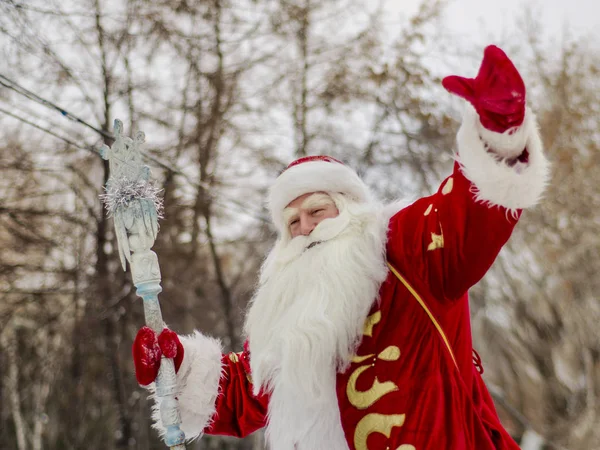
[284,192,339,238]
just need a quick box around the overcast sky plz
[443,0,598,39]
[390,0,599,45]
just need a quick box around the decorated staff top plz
[100,119,163,271]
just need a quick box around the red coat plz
[206,164,520,450]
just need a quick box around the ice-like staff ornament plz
[100,119,186,450]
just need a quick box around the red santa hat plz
[268,155,372,233]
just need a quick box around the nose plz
[299,215,316,236]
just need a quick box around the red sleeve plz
[205,342,268,438]
[387,162,520,301]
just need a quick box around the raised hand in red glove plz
[132,326,184,386]
[442,45,525,133]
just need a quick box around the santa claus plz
[132,45,549,449]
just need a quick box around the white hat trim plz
[268,160,371,232]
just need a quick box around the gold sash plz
[386,261,458,370]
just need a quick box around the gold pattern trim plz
[352,353,375,364]
[354,413,406,450]
[424,204,433,216]
[397,445,416,450]
[228,352,239,363]
[378,346,401,361]
[363,311,382,337]
[347,365,399,409]
[427,232,444,251]
[442,177,454,195]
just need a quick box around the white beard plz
[244,194,389,450]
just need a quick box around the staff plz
[100,119,186,450]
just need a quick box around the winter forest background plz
[1,0,599,449]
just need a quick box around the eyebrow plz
[283,207,299,225]
[282,193,335,225]
[301,193,335,210]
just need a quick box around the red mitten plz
[442,45,525,133]
[132,326,161,386]
[158,328,184,373]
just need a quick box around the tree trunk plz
[4,328,28,450]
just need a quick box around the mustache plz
[283,214,350,259]
[301,213,351,245]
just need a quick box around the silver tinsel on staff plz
[100,119,186,450]
[101,177,164,219]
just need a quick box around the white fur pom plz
[455,105,550,212]
[149,331,223,441]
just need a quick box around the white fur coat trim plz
[268,160,372,233]
[476,107,532,158]
[150,331,223,442]
[456,105,550,211]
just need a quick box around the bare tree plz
[8,2,568,450]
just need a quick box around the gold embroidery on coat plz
[397,445,416,450]
[442,177,453,195]
[378,346,401,361]
[347,365,399,409]
[363,311,382,337]
[354,413,406,450]
[427,231,444,251]
[351,311,408,446]
[424,204,433,216]
[228,352,239,363]
[352,353,375,364]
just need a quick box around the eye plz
[289,218,299,226]
[311,209,325,216]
